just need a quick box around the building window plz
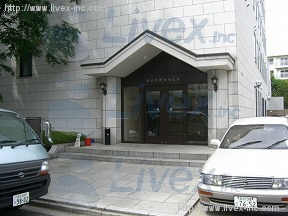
[268,58,273,65]
[262,98,267,117]
[254,33,257,64]
[20,53,32,77]
[258,46,261,69]
[253,0,256,11]
[256,90,263,117]
[280,57,288,66]
[280,69,288,78]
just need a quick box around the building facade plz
[268,55,288,79]
[0,0,270,145]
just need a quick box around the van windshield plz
[0,111,39,146]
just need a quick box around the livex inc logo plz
[103,8,235,45]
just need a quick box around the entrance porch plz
[81,30,235,145]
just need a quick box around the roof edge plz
[80,30,235,68]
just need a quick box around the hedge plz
[42,131,86,151]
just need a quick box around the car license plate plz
[13,192,29,207]
[234,196,257,208]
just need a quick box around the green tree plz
[271,75,288,109]
[0,0,81,102]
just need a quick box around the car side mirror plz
[210,139,221,148]
[44,121,53,143]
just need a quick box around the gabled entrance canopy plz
[81,30,235,77]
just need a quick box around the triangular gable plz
[81,30,235,77]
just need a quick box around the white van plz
[0,108,51,209]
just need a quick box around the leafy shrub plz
[42,131,86,151]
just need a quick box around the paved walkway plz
[37,144,215,215]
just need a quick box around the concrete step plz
[58,152,206,167]
[64,146,211,161]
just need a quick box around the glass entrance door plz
[145,86,185,144]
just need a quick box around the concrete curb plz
[59,152,206,167]
[48,142,84,159]
[30,194,200,216]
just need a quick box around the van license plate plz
[234,196,257,208]
[13,192,29,207]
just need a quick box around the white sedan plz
[198,117,288,212]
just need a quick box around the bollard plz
[105,128,110,145]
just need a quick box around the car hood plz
[202,149,288,178]
[0,144,48,164]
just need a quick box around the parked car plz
[0,108,52,209]
[198,117,288,212]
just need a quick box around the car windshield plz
[0,111,39,146]
[220,124,288,149]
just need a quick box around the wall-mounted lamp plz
[211,75,218,92]
[245,0,250,7]
[100,82,107,95]
[254,80,262,88]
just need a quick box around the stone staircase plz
[58,145,213,167]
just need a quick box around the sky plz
[265,0,288,56]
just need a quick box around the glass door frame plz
[144,85,187,144]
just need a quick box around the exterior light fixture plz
[254,80,262,88]
[211,75,218,92]
[245,0,250,7]
[254,80,262,116]
[100,82,107,95]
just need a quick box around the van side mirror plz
[44,121,53,143]
[210,139,221,148]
